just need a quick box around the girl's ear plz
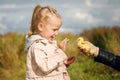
[37,22,44,32]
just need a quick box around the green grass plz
[0,26,120,80]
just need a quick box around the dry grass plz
[0,26,120,80]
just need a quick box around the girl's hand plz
[64,56,75,67]
[58,38,69,51]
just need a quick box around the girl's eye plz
[53,29,58,31]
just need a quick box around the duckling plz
[77,37,90,53]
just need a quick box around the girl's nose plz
[55,31,58,36]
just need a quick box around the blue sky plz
[0,0,120,34]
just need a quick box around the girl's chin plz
[50,38,54,41]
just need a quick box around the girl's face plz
[38,16,62,41]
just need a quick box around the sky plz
[0,0,120,34]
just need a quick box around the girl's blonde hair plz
[28,4,62,37]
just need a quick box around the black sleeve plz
[94,48,120,71]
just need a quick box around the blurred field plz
[0,26,120,80]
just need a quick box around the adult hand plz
[78,40,99,57]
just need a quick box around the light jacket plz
[25,35,70,80]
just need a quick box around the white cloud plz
[60,27,73,32]
[112,10,120,22]
[0,4,16,9]
[75,12,88,19]
[85,0,93,7]
[0,4,34,10]
[75,12,102,24]
[19,15,25,22]
[0,0,120,34]
[12,15,26,25]
[113,15,120,22]
[0,23,7,30]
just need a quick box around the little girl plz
[25,4,75,80]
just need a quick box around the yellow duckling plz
[77,37,90,53]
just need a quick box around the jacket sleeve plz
[94,48,120,71]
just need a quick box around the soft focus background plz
[0,0,120,80]
[0,0,120,34]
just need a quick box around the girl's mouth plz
[51,35,55,39]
